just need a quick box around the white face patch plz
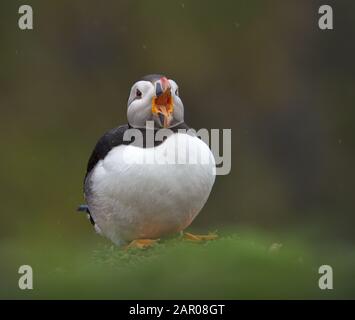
[127,80,155,128]
[127,80,154,106]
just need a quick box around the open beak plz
[152,77,174,128]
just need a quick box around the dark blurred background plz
[1,0,354,248]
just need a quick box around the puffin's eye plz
[175,88,179,96]
[136,89,142,98]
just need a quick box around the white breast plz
[86,133,216,245]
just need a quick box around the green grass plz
[1,230,355,299]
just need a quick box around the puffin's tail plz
[77,204,96,226]
[77,204,90,214]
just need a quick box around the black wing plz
[85,124,131,180]
[84,122,191,180]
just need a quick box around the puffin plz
[78,74,216,247]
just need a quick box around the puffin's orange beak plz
[152,77,174,128]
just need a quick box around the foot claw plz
[124,239,159,250]
[183,232,218,242]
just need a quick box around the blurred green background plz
[1,0,354,299]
